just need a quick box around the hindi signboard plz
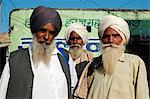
[9,8,150,57]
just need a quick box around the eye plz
[102,34,109,39]
[69,37,74,40]
[112,34,120,38]
[48,31,55,36]
[38,28,47,33]
[76,37,82,40]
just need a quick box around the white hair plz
[31,37,55,67]
[101,43,125,74]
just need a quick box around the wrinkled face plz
[101,27,122,45]
[35,23,55,45]
[67,31,84,49]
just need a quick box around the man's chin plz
[69,48,83,59]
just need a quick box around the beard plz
[101,43,125,75]
[69,44,83,60]
[31,37,55,67]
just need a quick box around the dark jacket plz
[6,48,72,99]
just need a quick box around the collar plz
[118,53,125,62]
[93,53,125,68]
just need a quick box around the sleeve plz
[135,57,149,99]
[68,54,78,94]
[0,62,10,99]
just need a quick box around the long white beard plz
[31,38,55,67]
[69,44,83,60]
[101,43,125,75]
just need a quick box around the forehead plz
[70,31,81,37]
[41,23,55,30]
[104,27,120,35]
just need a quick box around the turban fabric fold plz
[65,23,88,44]
[99,15,130,45]
[30,6,62,37]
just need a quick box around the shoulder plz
[82,49,93,60]
[9,48,29,58]
[57,47,70,61]
[124,53,145,67]
[57,47,69,54]
[88,55,102,76]
[92,55,102,66]
[124,53,144,62]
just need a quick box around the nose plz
[44,32,49,40]
[73,38,78,44]
[108,36,114,43]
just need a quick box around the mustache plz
[70,44,82,49]
[37,39,50,45]
[102,43,119,49]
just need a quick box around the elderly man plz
[76,15,149,99]
[65,23,93,98]
[65,22,93,79]
[0,6,77,99]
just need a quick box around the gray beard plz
[69,44,83,60]
[31,38,55,67]
[101,43,125,75]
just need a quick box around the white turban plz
[65,23,88,44]
[98,15,130,45]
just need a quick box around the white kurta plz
[0,47,78,99]
[87,53,149,99]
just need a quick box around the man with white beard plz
[65,23,93,98]
[65,23,93,79]
[0,6,77,99]
[75,15,149,99]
